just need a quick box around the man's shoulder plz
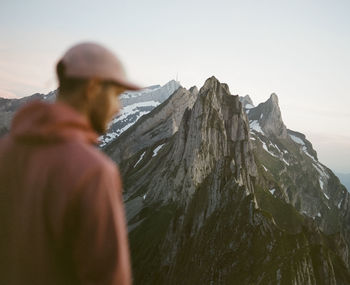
[57,141,118,175]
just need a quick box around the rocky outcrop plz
[248,93,288,138]
[239,94,254,109]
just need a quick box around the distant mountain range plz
[0,80,180,143]
[0,90,56,136]
[1,77,349,284]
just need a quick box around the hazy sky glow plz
[1,0,349,173]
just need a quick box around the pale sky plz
[1,0,349,173]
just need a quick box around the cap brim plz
[115,78,142,91]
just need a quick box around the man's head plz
[56,42,140,134]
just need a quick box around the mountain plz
[247,93,288,139]
[336,173,350,192]
[0,91,56,136]
[106,76,350,284]
[2,77,349,283]
[245,95,349,234]
[0,80,180,146]
[100,80,180,146]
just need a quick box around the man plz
[0,42,140,284]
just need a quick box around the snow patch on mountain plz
[99,80,181,147]
[320,179,324,190]
[250,120,264,134]
[289,134,318,161]
[100,109,151,147]
[258,138,279,158]
[111,101,159,125]
[152,144,165,157]
[302,146,317,161]
[289,134,305,145]
[135,152,146,167]
[313,162,330,193]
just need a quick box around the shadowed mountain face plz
[106,76,350,284]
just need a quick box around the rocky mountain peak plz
[200,76,230,94]
[189,85,198,93]
[269,92,279,104]
[200,75,220,92]
[240,95,254,108]
[163,79,181,90]
[248,93,288,138]
[199,76,235,108]
[189,77,255,175]
[112,76,257,206]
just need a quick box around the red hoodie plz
[0,100,131,285]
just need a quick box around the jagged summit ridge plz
[175,76,257,194]
[113,76,257,206]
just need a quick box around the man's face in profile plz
[88,82,126,135]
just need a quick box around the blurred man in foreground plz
[0,42,139,284]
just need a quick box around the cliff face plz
[107,77,350,284]
[112,76,256,207]
[245,93,350,265]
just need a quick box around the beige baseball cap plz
[57,42,141,91]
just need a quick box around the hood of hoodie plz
[11,100,98,144]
